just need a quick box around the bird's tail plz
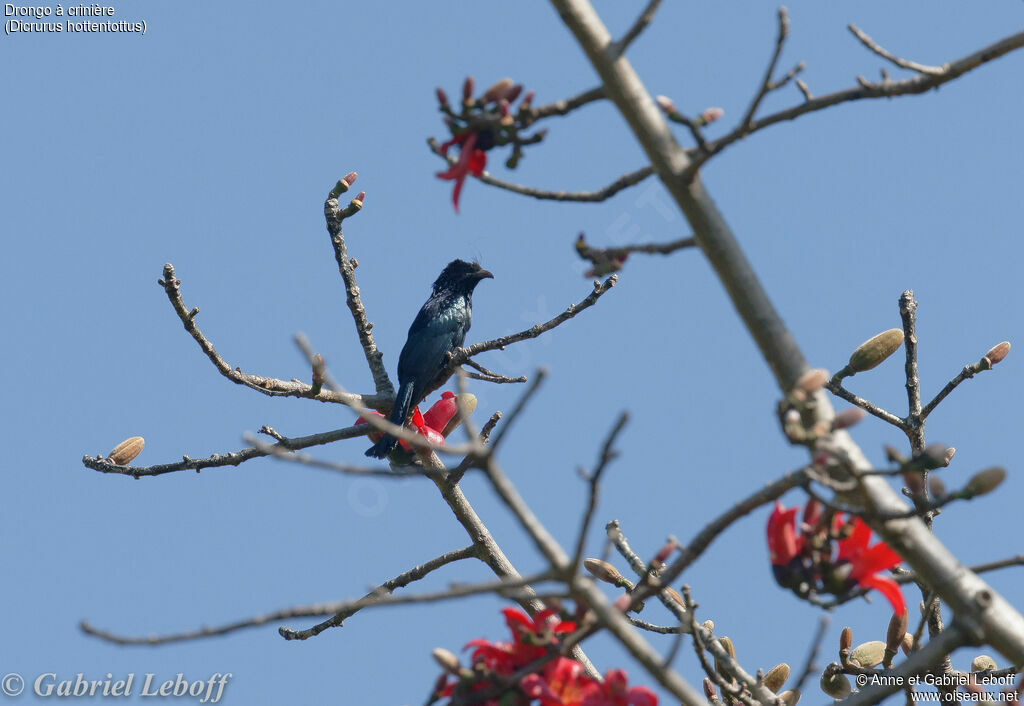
[364,382,416,459]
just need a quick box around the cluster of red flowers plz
[357,391,472,464]
[433,608,658,706]
[767,499,905,614]
[434,76,545,212]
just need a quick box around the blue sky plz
[3,2,1022,704]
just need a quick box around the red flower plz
[521,657,591,706]
[437,608,658,706]
[833,517,906,614]
[766,501,813,596]
[579,670,659,706]
[356,393,464,458]
[436,131,489,212]
[466,608,577,674]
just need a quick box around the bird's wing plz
[397,299,470,384]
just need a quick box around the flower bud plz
[584,558,624,585]
[662,586,684,607]
[702,619,714,632]
[839,627,856,659]
[462,76,475,101]
[820,672,851,699]
[848,328,904,373]
[779,688,801,706]
[929,476,947,499]
[885,610,909,666]
[916,442,952,470]
[971,655,997,673]
[849,641,886,668]
[432,647,460,673]
[697,107,725,126]
[832,407,866,430]
[965,467,1006,497]
[763,663,790,692]
[435,87,449,107]
[901,632,914,655]
[703,678,717,700]
[655,95,677,115]
[981,341,1010,369]
[519,90,534,110]
[713,636,735,678]
[652,540,675,567]
[109,436,145,465]
[796,368,829,393]
[504,84,523,104]
[482,78,513,103]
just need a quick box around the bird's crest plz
[432,259,493,293]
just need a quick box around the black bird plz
[365,259,493,459]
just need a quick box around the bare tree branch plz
[793,615,830,694]
[280,571,554,641]
[429,137,653,202]
[157,263,388,410]
[848,24,944,75]
[691,28,1024,173]
[613,0,662,56]
[571,412,630,574]
[652,467,811,591]
[825,378,910,430]
[81,546,478,645]
[454,275,617,365]
[82,423,370,478]
[322,176,394,397]
[530,85,606,119]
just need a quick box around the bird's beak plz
[476,269,494,280]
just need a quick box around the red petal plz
[859,575,907,615]
[767,502,801,565]
[850,543,903,579]
[501,607,533,633]
[422,395,459,435]
[411,406,425,430]
[628,687,660,706]
[836,517,871,562]
[468,149,487,176]
[450,174,466,212]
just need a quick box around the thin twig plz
[571,412,630,573]
[156,264,387,410]
[739,7,793,133]
[279,571,554,641]
[627,616,686,635]
[429,137,653,202]
[848,24,944,75]
[900,290,925,451]
[531,86,606,119]
[825,379,909,430]
[82,546,477,645]
[575,235,697,275]
[323,176,394,397]
[921,361,991,420]
[454,275,617,364]
[613,0,662,56]
[689,29,1024,174]
[245,436,448,478]
[650,467,811,594]
[461,358,527,384]
[82,424,369,478]
[793,615,830,693]
[487,370,548,454]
